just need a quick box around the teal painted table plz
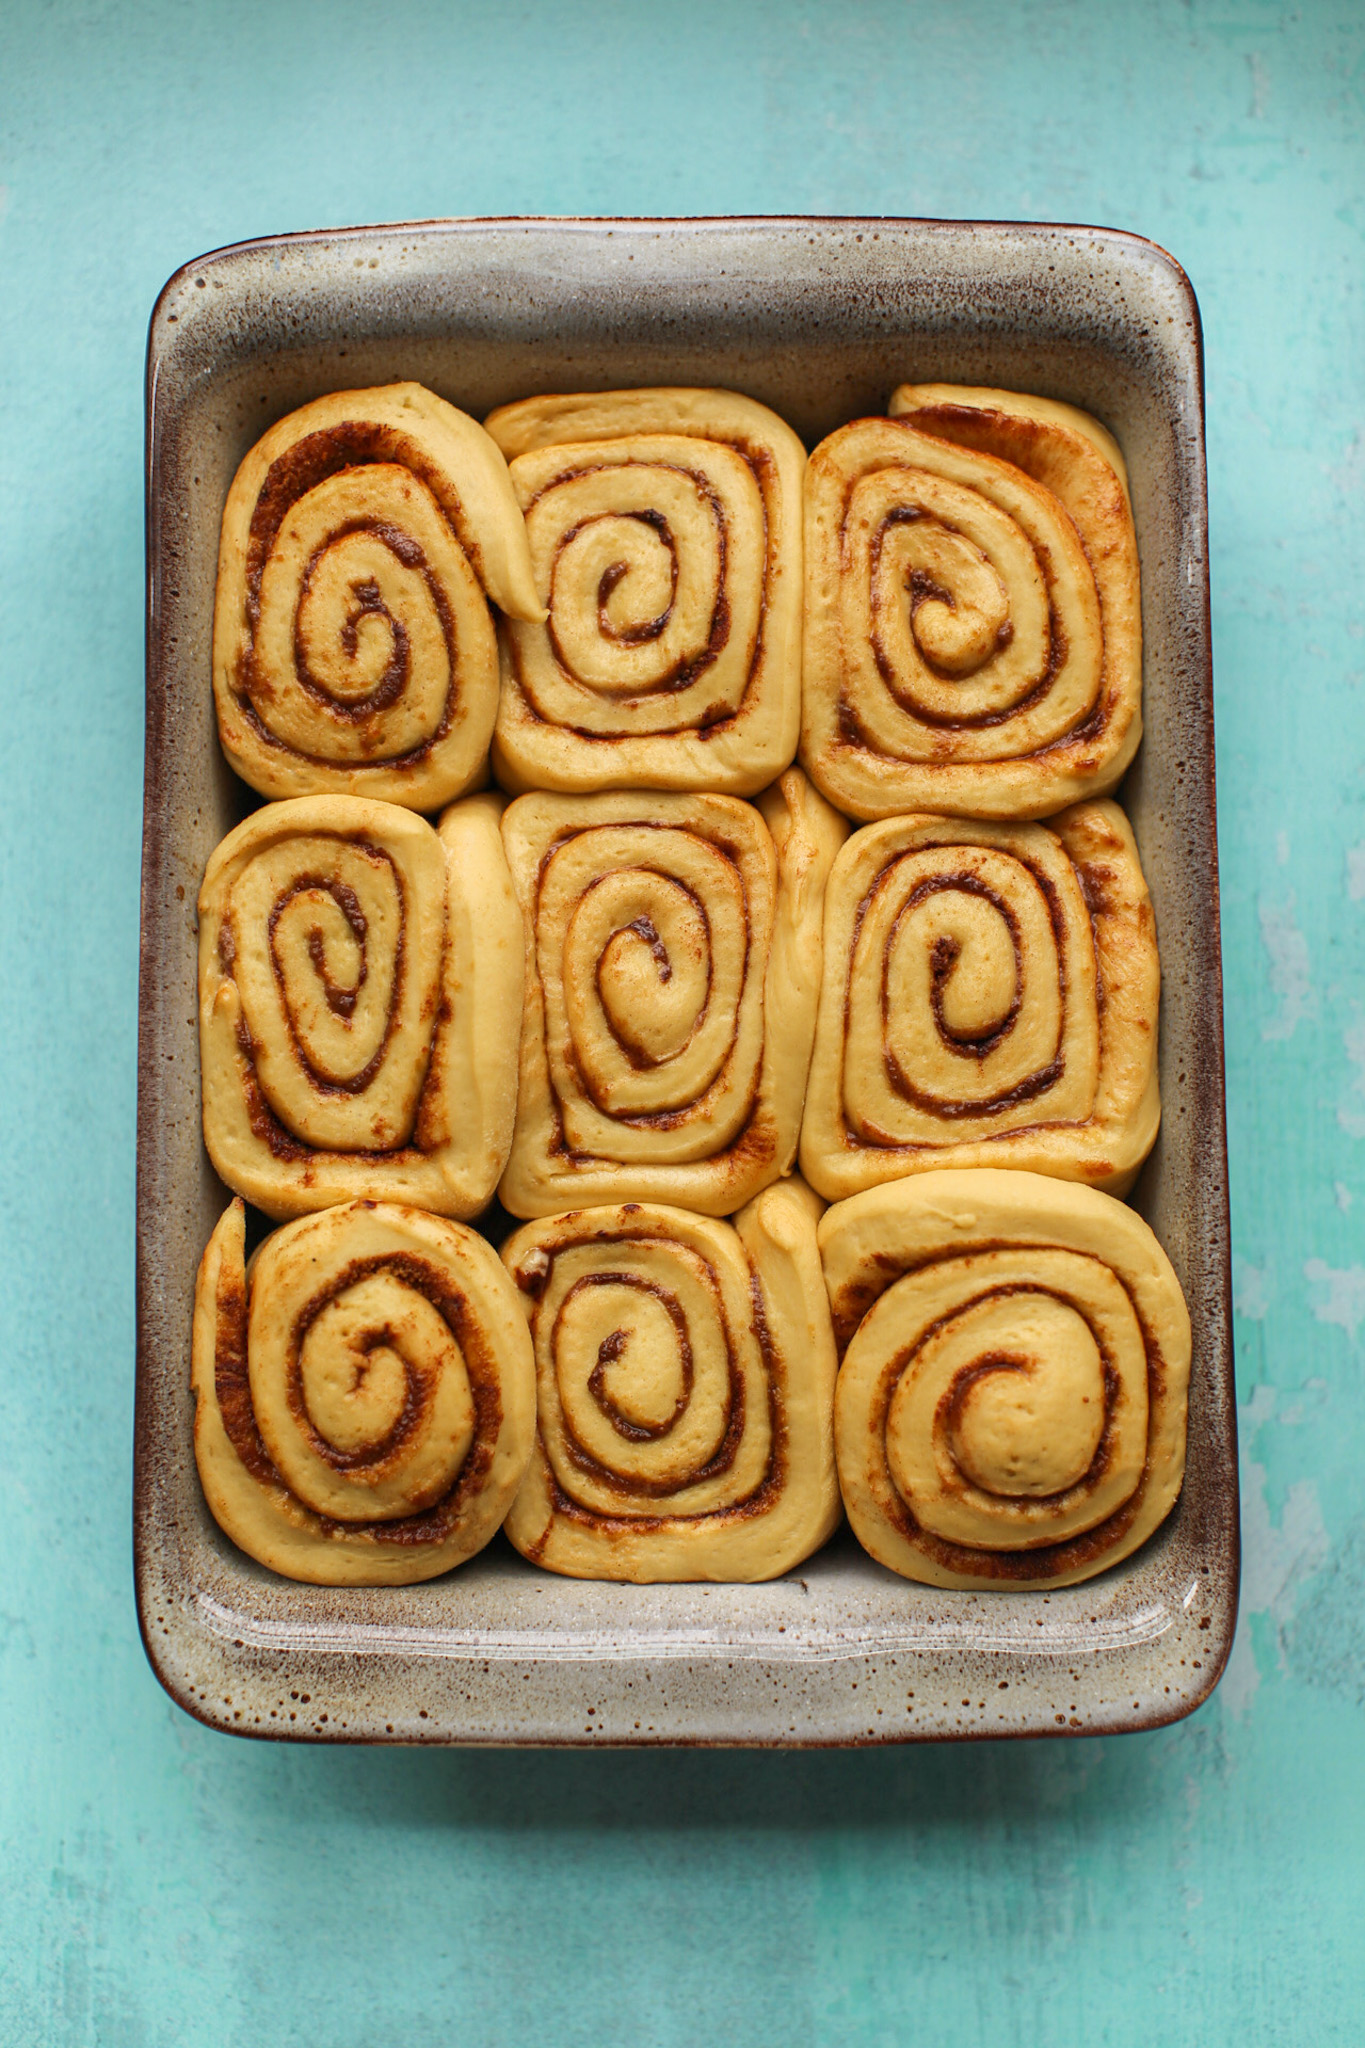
[3,3,1362,2040]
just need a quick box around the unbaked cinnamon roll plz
[502,1181,839,1581]
[800,800,1159,1198]
[498,769,847,1218]
[213,383,543,809]
[484,387,805,795]
[823,1171,1191,1589]
[801,385,1142,820]
[192,1199,536,1584]
[199,792,522,1219]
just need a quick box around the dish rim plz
[136,211,1238,1747]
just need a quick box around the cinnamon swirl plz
[801,385,1142,819]
[823,1170,1191,1589]
[499,769,847,1218]
[502,1181,839,1581]
[800,800,1159,1198]
[213,383,543,808]
[485,387,805,795]
[199,792,522,1219]
[192,1198,536,1584]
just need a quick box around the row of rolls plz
[213,379,1140,819]
[202,775,1157,1220]
[196,1173,1189,1593]
[192,373,1187,1593]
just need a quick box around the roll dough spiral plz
[199,793,523,1220]
[485,388,805,795]
[823,1170,1191,1589]
[800,800,1159,1198]
[192,1199,536,1585]
[801,385,1142,820]
[498,769,847,1218]
[501,1181,839,1581]
[213,383,544,809]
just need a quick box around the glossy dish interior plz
[137,217,1236,1746]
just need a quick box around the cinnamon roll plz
[823,1171,1191,1589]
[801,385,1142,820]
[192,1198,536,1584]
[484,387,805,795]
[213,383,543,809]
[199,792,522,1220]
[800,800,1159,1198]
[499,769,847,1218]
[502,1181,839,1581]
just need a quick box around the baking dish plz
[137,216,1236,1744]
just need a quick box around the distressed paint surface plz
[1,2,1362,2041]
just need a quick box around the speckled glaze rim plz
[137,215,1237,1747]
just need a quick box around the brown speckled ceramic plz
[137,216,1236,1746]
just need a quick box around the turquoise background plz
[2,1,1363,2040]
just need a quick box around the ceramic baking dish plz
[136,216,1236,1745]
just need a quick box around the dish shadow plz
[210,1700,1222,1842]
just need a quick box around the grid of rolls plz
[192,374,1188,1591]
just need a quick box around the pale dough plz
[800,384,1142,820]
[485,388,806,795]
[199,792,523,1219]
[501,1180,839,1582]
[213,383,543,809]
[192,1199,536,1585]
[800,800,1160,1197]
[822,1170,1191,1589]
[498,769,847,1218]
